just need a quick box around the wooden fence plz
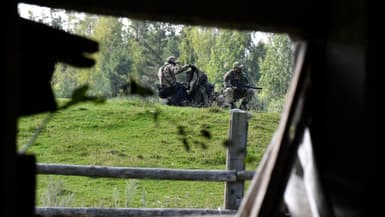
[36,109,254,217]
[37,164,255,181]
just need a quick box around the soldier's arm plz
[188,72,198,92]
[173,64,190,75]
[224,72,232,88]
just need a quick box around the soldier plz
[186,66,214,107]
[222,61,255,110]
[157,56,192,105]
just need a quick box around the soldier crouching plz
[157,56,192,106]
[222,61,255,110]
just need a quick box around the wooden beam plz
[224,110,249,209]
[19,0,321,35]
[237,42,310,217]
[36,207,236,217]
[37,163,255,181]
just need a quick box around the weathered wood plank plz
[224,109,249,210]
[237,42,310,217]
[36,207,236,217]
[37,163,254,181]
[236,171,255,180]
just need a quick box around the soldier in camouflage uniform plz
[186,66,214,107]
[157,56,192,105]
[222,62,255,110]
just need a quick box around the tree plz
[127,20,179,88]
[179,27,215,70]
[257,34,294,112]
[90,17,132,97]
[51,64,79,98]
[244,35,267,84]
[178,26,197,65]
[48,8,80,98]
[27,8,279,102]
[206,30,252,90]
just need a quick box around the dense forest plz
[23,6,295,112]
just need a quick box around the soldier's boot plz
[231,102,236,109]
[239,99,249,110]
[221,103,235,109]
[202,93,209,107]
[239,103,247,110]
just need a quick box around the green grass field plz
[17,97,280,208]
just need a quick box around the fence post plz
[224,109,250,210]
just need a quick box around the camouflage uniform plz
[223,62,254,110]
[157,56,190,105]
[186,67,214,107]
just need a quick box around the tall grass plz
[42,176,74,207]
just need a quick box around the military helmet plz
[233,61,244,68]
[166,56,177,63]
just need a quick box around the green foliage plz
[126,20,180,89]
[25,9,291,116]
[178,27,197,65]
[205,30,254,90]
[17,99,279,208]
[177,26,216,82]
[244,38,267,84]
[52,64,79,98]
[258,34,294,112]
[74,14,98,37]
[90,17,130,97]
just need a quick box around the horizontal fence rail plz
[36,207,237,217]
[37,163,255,181]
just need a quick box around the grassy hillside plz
[17,98,280,208]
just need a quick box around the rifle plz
[238,84,263,90]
